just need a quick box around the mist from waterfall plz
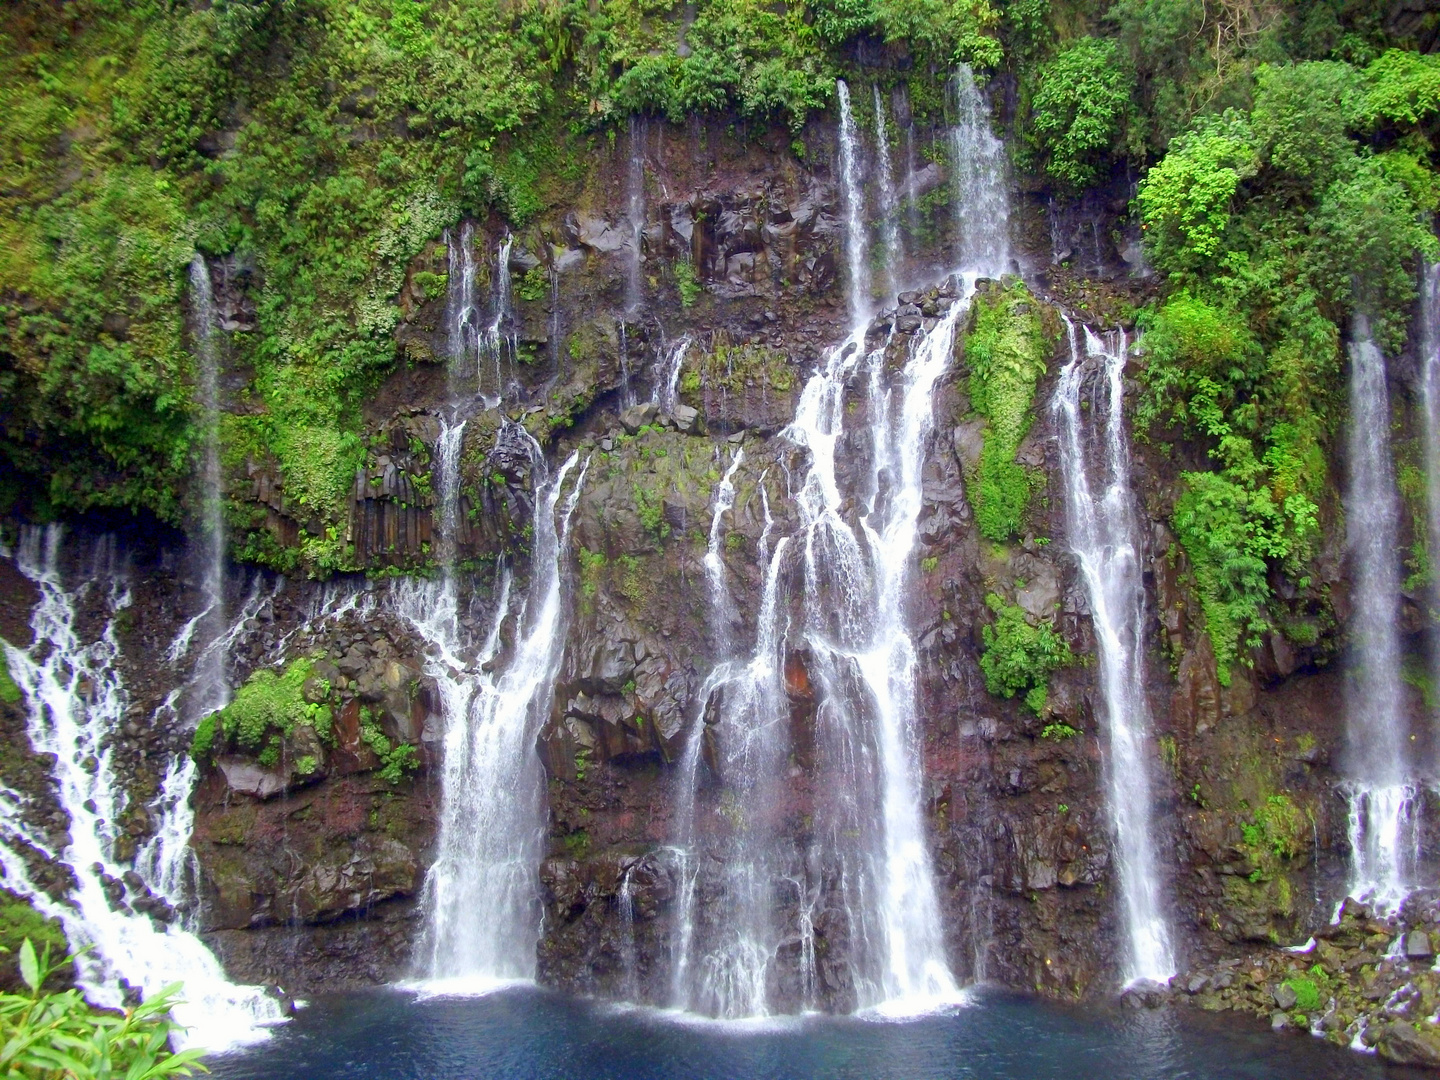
[1343,319,1418,913]
[1053,323,1175,985]
[396,430,589,988]
[1,527,283,1052]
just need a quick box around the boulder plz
[620,402,659,434]
[1377,1022,1440,1068]
[1016,563,1060,621]
[672,403,701,434]
[1406,930,1433,959]
[216,758,289,800]
[1272,983,1298,1010]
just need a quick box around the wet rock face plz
[1,118,1406,1020]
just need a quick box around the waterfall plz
[950,66,1009,277]
[873,84,904,295]
[1422,264,1440,757]
[1053,323,1176,985]
[1,527,282,1052]
[625,116,646,315]
[434,418,468,569]
[186,255,229,722]
[447,222,481,392]
[1342,318,1417,913]
[670,73,1007,1016]
[396,431,589,988]
[703,447,745,655]
[617,864,639,1001]
[836,80,869,320]
[652,336,692,414]
[481,237,516,405]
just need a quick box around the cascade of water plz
[617,863,639,1000]
[141,576,277,907]
[703,447,745,655]
[1343,318,1417,913]
[481,238,516,406]
[836,80,869,321]
[1422,264,1440,748]
[625,116,646,315]
[447,222,482,391]
[434,418,468,569]
[669,68,1009,1019]
[396,430,589,987]
[186,256,229,722]
[652,336,692,413]
[1,527,282,1052]
[1053,322,1176,985]
[873,84,904,295]
[950,66,1009,277]
[618,321,633,409]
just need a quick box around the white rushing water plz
[836,80,869,317]
[1343,319,1417,913]
[186,256,230,722]
[1,527,282,1052]
[670,68,1005,1017]
[447,221,481,390]
[481,237,516,405]
[950,66,1009,274]
[625,115,646,316]
[397,426,589,989]
[873,85,904,296]
[1422,263,1440,762]
[703,447,745,655]
[1053,323,1176,985]
[652,335,692,414]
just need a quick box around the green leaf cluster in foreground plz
[1,939,206,1079]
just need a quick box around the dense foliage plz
[0,939,205,1079]
[978,593,1073,715]
[964,280,1051,542]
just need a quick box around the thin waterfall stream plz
[185,255,230,723]
[1053,322,1176,985]
[1342,318,1418,913]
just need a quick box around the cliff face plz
[0,115,1431,1017]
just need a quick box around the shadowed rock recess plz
[8,0,1440,1063]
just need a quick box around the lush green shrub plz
[978,594,1072,715]
[964,282,1050,541]
[1135,111,1258,282]
[205,657,329,756]
[0,939,205,1078]
[0,652,21,707]
[1031,37,1134,191]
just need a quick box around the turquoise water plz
[206,985,1408,1079]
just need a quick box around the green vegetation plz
[0,651,22,707]
[1126,46,1440,677]
[978,593,1073,715]
[361,722,420,785]
[963,281,1051,542]
[674,259,702,308]
[1030,37,1133,191]
[199,657,330,758]
[0,894,66,993]
[0,939,205,1078]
